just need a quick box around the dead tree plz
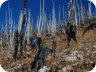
[52,37,56,57]
[14,0,27,59]
[14,31,19,59]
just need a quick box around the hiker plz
[31,38,36,47]
[66,22,77,47]
[31,47,51,71]
[37,47,50,70]
[31,44,41,70]
[30,38,36,51]
[31,44,43,71]
[13,30,19,59]
[36,36,42,50]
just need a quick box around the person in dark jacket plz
[66,22,77,47]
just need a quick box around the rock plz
[65,56,77,62]
[38,66,49,72]
[93,45,96,48]
[62,67,67,72]
[64,50,84,62]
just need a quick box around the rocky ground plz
[0,29,96,72]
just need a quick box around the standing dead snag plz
[13,0,27,59]
[80,0,84,27]
[51,1,57,57]
[19,0,27,54]
[14,31,19,59]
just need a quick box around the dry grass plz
[0,28,96,72]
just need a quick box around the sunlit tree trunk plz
[88,2,92,20]
[51,1,56,38]
[26,10,31,45]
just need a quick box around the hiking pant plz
[67,32,77,42]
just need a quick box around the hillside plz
[0,28,96,72]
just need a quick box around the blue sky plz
[0,0,96,30]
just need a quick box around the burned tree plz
[14,0,27,59]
